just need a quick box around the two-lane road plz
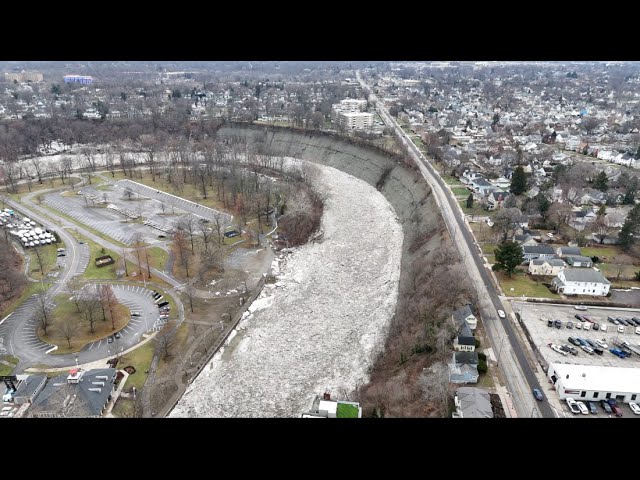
[358,71,553,418]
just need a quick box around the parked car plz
[114,332,121,339]
[610,348,627,359]
[566,321,574,329]
[566,346,579,356]
[581,344,594,355]
[576,401,589,415]
[547,319,554,327]
[601,324,608,332]
[629,402,640,415]
[587,401,598,414]
[497,310,506,319]
[575,322,582,330]
[583,322,591,331]
[575,314,585,321]
[131,312,141,317]
[585,339,598,349]
[636,327,640,335]
[592,322,600,331]
[554,319,562,329]
[611,404,623,417]
[600,400,613,414]
[574,305,587,311]
[568,337,580,346]
[607,316,617,323]
[566,398,581,414]
[551,344,568,356]
[107,336,114,344]
[618,326,625,334]
[595,339,608,349]
[533,388,544,401]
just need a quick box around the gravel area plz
[170,160,404,417]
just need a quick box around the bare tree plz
[35,294,50,336]
[172,229,190,278]
[80,294,101,334]
[60,316,78,349]
[30,157,44,184]
[418,361,454,417]
[548,202,573,233]
[198,220,214,253]
[184,285,195,313]
[100,284,118,330]
[67,276,85,312]
[493,208,525,242]
[178,216,197,254]
[32,245,47,276]
[154,328,174,360]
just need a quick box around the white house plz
[551,268,611,296]
[529,258,565,276]
[452,387,493,418]
[522,244,556,263]
[452,304,478,330]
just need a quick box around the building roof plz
[523,244,555,254]
[551,363,640,394]
[531,258,564,267]
[457,336,475,346]
[14,375,46,399]
[560,268,610,284]
[566,255,593,264]
[558,246,582,256]
[456,387,493,418]
[452,304,475,327]
[454,351,479,366]
[28,368,115,418]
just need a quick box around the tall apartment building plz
[337,111,374,130]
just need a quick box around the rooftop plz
[551,363,640,393]
[560,268,610,284]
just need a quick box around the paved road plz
[358,71,553,418]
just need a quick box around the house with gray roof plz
[522,244,556,263]
[528,258,565,276]
[565,255,593,268]
[449,352,479,384]
[27,368,116,418]
[513,234,538,247]
[453,387,493,418]
[454,321,475,352]
[452,304,478,330]
[551,268,611,296]
[13,374,46,405]
[556,246,582,258]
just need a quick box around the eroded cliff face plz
[215,124,447,315]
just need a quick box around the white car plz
[566,397,581,414]
[618,326,625,334]
[576,401,589,415]
[575,322,582,329]
[497,310,506,319]
[629,402,640,415]
[551,344,568,356]
[574,305,588,311]
[547,232,555,238]
[583,322,591,331]
[636,327,640,335]
[595,339,608,349]
[581,344,595,355]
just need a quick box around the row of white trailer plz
[1,209,57,248]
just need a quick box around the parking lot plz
[518,302,640,418]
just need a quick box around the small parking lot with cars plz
[519,302,640,418]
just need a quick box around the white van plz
[600,324,608,332]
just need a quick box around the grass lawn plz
[336,402,360,418]
[495,271,560,299]
[0,354,19,376]
[118,341,154,391]
[38,293,130,354]
[111,397,136,417]
[443,176,464,186]
[581,246,621,260]
[147,247,168,272]
[0,282,42,319]
[65,230,135,280]
[477,372,495,390]
[156,321,189,379]
[481,243,496,254]
[6,177,81,201]
[27,243,60,281]
[599,263,639,280]
[459,200,491,217]
[483,254,495,265]
[451,186,472,197]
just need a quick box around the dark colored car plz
[114,332,121,339]
[575,314,584,321]
[585,339,598,349]
[554,320,562,329]
[611,404,623,417]
[131,312,141,317]
[592,322,600,331]
[587,401,598,414]
[601,400,613,414]
[533,388,544,401]
[568,337,580,346]
[224,230,240,238]
[547,319,554,327]
[566,346,579,356]
[566,321,574,329]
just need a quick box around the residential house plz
[13,375,47,405]
[588,233,620,245]
[528,258,565,276]
[449,352,480,384]
[522,244,556,263]
[452,387,493,418]
[300,393,363,418]
[490,177,511,189]
[565,255,593,268]
[471,178,497,197]
[487,190,507,210]
[452,304,478,330]
[579,189,607,206]
[523,229,542,241]
[460,170,483,185]
[605,212,625,228]
[569,210,597,231]
[453,321,475,352]
[556,246,582,258]
[27,368,117,418]
[551,268,611,296]
[513,234,538,247]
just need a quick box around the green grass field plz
[118,341,155,391]
[495,271,559,299]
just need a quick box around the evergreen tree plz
[595,171,608,192]
[510,166,527,196]
[466,193,474,209]
[619,203,640,251]
[492,241,524,278]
